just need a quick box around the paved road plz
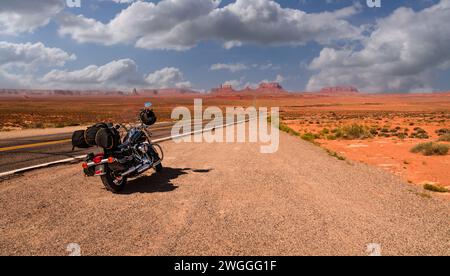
[0,123,448,256]
[0,121,206,174]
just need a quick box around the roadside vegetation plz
[278,122,346,161]
[438,134,450,142]
[423,183,450,193]
[330,124,373,140]
[325,149,346,161]
[436,129,450,142]
[410,142,449,156]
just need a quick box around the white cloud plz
[145,67,192,89]
[41,59,191,90]
[0,0,64,35]
[0,41,76,70]
[0,41,75,89]
[57,0,362,50]
[0,41,190,90]
[42,59,144,89]
[255,63,281,70]
[223,79,243,89]
[260,74,286,85]
[307,0,450,92]
[223,74,285,90]
[210,63,248,73]
[108,0,140,3]
[274,74,285,83]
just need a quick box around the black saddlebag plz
[95,127,121,150]
[71,130,90,149]
[85,123,108,146]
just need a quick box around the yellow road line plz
[0,139,72,152]
[0,121,207,152]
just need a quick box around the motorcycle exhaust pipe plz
[120,161,158,177]
[121,164,143,177]
[152,160,161,168]
[137,163,151,174]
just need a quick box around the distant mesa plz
[210,84,236,94]
[0,88,200,97]
[131,88,139,96]
[259,82,283,90]
[319,86,359,95]
[211,82,287,96]
[139,88,199,97]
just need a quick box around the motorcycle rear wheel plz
[101,168,127,193]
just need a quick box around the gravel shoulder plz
[0,126,449,256]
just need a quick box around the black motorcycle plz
[72,103,163,193]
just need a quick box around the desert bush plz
[435,128,450,136]
[423,184,449,193]
[301,132,318,142]
[325,149,346,160]
[437,134,450,142]
[411,142,449,156]
[320,128,330,135]
[334,124,372,140]
[409,127,429,139]
[369,128,379,136]
[279,123,300,137]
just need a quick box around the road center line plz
[0,139,72,152]
[0,121,208,152]
[0,118,252,177]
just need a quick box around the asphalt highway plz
[0,121,205,174]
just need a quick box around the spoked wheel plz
[101,167,127,193]
[149,143,163,173]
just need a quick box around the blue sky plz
[0,0,449,92]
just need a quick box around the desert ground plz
[1,92,449,191]
[0,124,449,256]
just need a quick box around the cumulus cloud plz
[0,41,75,88]
[210,63,248,73]
[57,0,362,50]
[223,74,285,90]
[0,41,76,70]
[108,0,142,3]
[41,59,191,90]
[0,0,64,35]
[0,40,189,90]
[145,67,192,89]
[306,0,450,93]
[42,59,144,89]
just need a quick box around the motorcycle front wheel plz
[101,167,127,193]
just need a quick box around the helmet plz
[140,109,157,126]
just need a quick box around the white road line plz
[0,118,252,178]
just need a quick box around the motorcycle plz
[73,103,163,193]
